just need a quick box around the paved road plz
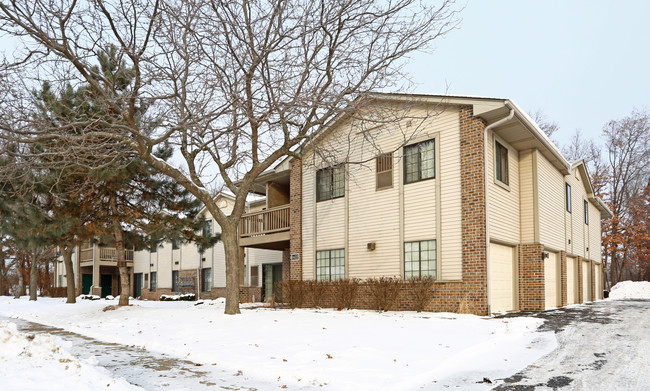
[493,299,650,391]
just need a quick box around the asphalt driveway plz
[492,299,650,391]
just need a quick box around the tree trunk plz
[29,249,38,301]
[16,256,24,298]
[221,224,241,315]
[0,254,5,296]
[62,245,76,303]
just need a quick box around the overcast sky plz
[0,1,647,151]
[404,0,650,149]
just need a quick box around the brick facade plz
[288,158,303,280]
[518,244,545,311]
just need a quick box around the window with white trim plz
[316,166,345,202]
[316,249,345,281]
[376,153,393,190]
[566,183,572,213]
[404,139,435,184]
[404,240,437,279]
[495,140,509,185]
[584,200,589,225]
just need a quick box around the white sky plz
[1,0,647,151]
[404,0,650,148]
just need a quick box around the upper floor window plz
[495,140,509,185]
[565,183,572,213]
[172,238,180,250]
[316,166,345,202]
[376,153,394,190]
[404,139,435,184]
[584,200,589,225]
[203,219,213,237]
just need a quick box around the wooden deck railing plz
[80,248,94,262]
[239,205,290,238]
[98,247,134,261]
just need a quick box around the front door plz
[263,263,283,301]
[100,274,112,298]
[133,273,143,298]
[82,274,92,295]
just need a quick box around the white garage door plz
[489,243,516,313]
[544,252,559,309]
[582,261,591,302]
[567,257,577,305]
[594,264,602,300]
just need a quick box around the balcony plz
[239,205,290,250]
[80,246,134,267]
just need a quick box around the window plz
[376,153,393,190]
[495,140,509,185]
[150,239,157,253]
[172,270,179,292]
[565,183,572,213]
[316,166,345,202]
[202,268,212,292]
[584,200,589,225]
[202,219,213,237]
[150,272,157,292]
[404,139,435,184]
[250,265,259,286]
[316,249,345,281]
[58,275,63,287]
[172,238,180,250]
[404,240,437,279]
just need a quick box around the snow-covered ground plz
[0,297,555,390]
[2,280,646,391]
[0,321,141,391]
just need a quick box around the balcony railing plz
[239,205,290,238]
[80,246,134,263]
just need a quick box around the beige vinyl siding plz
[487,133,520,244]
[568,172,585,257]
[537,152,566,250]
[302,163,315,279]
[301,105,463,281]
[519,150,536,243]
[403,179,436,241]
[438,112,463,280]
[589,203,602,262]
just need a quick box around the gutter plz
[483,105,515,314]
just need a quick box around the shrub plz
[332,278,360,310]
[367,277,401,311]
[305,280,327,308]
[406,276,435,312]
[160,293,196,301]
[278,280,305,309]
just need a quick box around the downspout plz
[483,104,515,314]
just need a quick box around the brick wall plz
[518,244,545,310]
[289,158,303,280]
[207,286,263,303]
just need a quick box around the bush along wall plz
[276,276,436,312]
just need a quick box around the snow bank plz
[609,280,650,299]
[0,321,141,391]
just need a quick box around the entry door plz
[133,273,143,298]
[101,274,112,298]
[82,274,92,295]
[263,264,283,301]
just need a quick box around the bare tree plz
[529,109,559,141]
[0,0,460,314]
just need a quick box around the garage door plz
[489,243,516,313]
[544,252,559,309]
[582,261,591,302]
[567,257,577,305]
[594,264,602,300]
